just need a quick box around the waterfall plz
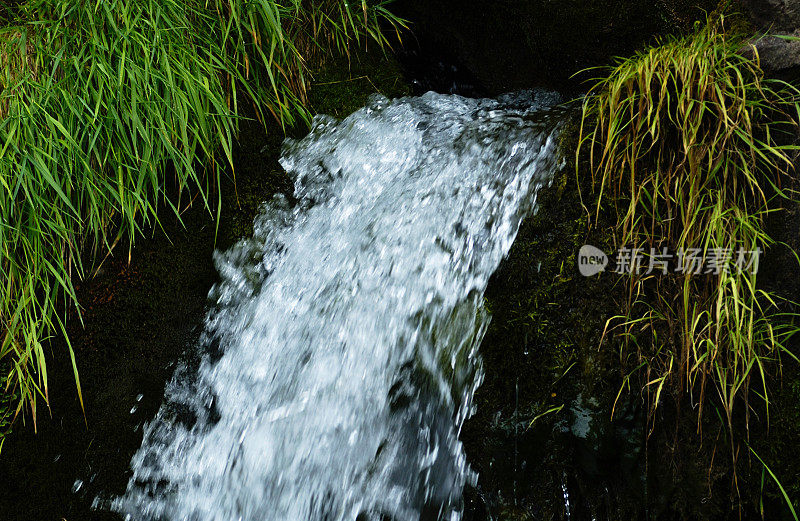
[110,90,564,521]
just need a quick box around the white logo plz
[578,245,608,276]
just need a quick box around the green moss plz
[308,52,411,119]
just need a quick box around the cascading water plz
[109,90,564,521]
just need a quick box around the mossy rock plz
[461,112,640,520]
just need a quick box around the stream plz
[107,90,565,521]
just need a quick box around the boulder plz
[740,0,800,31]
[753,31,800,72]
[393,0,717,92]
[740,0,800,73]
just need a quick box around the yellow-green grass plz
[578,14,800,505]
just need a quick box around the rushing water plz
[109,91,564,521]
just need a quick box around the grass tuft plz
[0,0,403,435]
[578,14,800,500]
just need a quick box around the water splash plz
[110,91,564,521]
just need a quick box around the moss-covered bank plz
[461,116,643,520]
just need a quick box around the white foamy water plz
[110,91,564,521]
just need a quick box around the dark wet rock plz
[741,0,800,73]
[460,116,650,520]
[752,31,800,72]
[741,0,800,31]
[393,0,717,92]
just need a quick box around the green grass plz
[0,0,403,435]
[578,14,800,503]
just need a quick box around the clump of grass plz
[0,0,403,433]
[203,0,405,128]
[578,14,800,495]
